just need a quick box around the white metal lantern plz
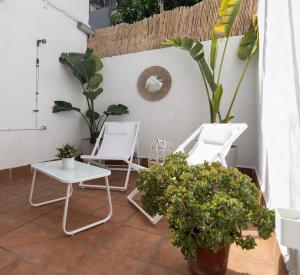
[148,138,174,165]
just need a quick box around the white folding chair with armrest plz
[80,121,140,191]
[127,123,248,224]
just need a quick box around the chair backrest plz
[179,123,247,165]
[94,122,140,160]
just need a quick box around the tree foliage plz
[112,0,202,25]
[163,0,200,10]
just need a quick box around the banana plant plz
[162,37,222,122]
[224,15,258,122]
[53,48,129,143]
[162,0,258,123]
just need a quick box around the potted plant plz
[162,0,259,166]
[137,153,275,275]
[56,144,78,170]
[52,48,129,145]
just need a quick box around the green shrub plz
[137,153,275,260]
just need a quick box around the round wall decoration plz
[137,66,172,101]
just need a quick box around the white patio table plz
[29,160,112,235]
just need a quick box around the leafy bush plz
[112,0,202,25]
[56,144,78,159]
[137,153,275,260]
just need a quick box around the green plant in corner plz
[52,48,129,143]
[137,153,275,261]
[162,0,259,123]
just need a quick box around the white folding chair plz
[127,123,248,224]
[80,122,140,191]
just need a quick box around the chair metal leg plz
[219,153,228,167]
[63,177,113,235]
[127,187,163,225]
[29,170,72,207]
[123,164,131,190]
[79,163,132,192]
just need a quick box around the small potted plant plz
[137,153,275,275]
[56,144,78,170]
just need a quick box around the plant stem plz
[224,58,251,122]
[96,113,107,131]
[198,62,214,123]
[91,99,95,134]
[78,111,91,130]
[217,112,222,123]
[211,111,217,123]
[216,37,229,87]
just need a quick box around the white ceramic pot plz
[62,157,75,170]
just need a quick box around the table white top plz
[31,160,111,184]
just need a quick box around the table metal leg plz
[29,170,72,207]
[62,176,113,236]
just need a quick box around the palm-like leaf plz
[212,84,223,113]
[86,110,100,120]
[238,16,258,60]
[162,37,215,91]
[214,0,243,37]
[210,31,218,70]
[52,101,80,113]
[104,104,129,116]
[59,48,103,86]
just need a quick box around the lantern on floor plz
[148,138,174,165]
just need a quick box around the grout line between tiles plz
[136,236,165,275]
[0,245,57,275]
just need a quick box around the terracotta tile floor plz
[0,170,276,275]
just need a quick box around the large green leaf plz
[59,48,102,85]
[83,48,93,59]
[83,87,103,101]
[182,37,194,50]
[104,104,129,116]
[162,37,216,92]
[162,37,204,62]
[88,74,103,89]
[214,0,243,37]
[52,101,80,113]
[81,58,96,81]
[190,42,203,59]
[199,58,215,92]
[86,110,100,120]
[212,84,223,113]
[238,16,259,60]
[161,37,183,48]
[59,52,87,83]
[210,31,218,70]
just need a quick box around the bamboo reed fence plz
[89,0,258,58]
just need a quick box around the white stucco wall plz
[97,36,258,168]
[0,0,88,169]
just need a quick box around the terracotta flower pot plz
[189,246,230,275]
